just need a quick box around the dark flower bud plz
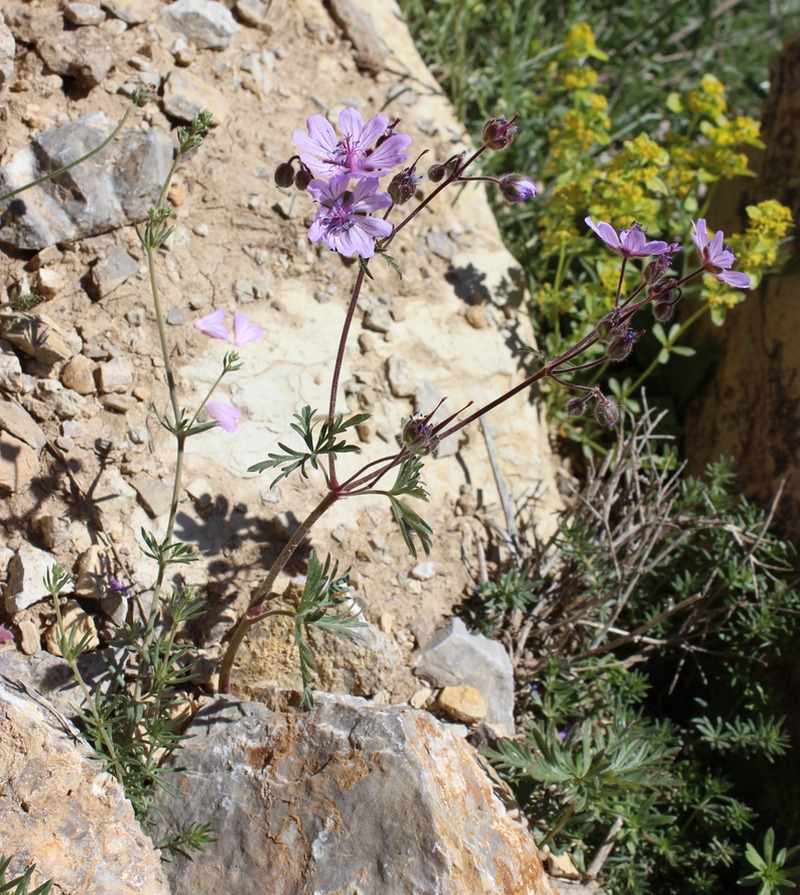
[427,163,446,182]
[131,85,153,108]
[653,298,677,322]
[605,328,637,362]
[595,397,620,428]
[565,396,588,417]
[498,174,538,203]
[596,314,618,342]
[294,168,312,191]
[274,161,295,188]
[482,114,521,150]
[388,167,421,205]
[401,411,438,456]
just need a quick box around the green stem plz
[0,102,136,205]
[539,802,578,849]
[625,302,707,396]
[217,490,340,692]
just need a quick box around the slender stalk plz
[0,102,137,205]
[218,490,340,692]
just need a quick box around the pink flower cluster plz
[293,108,411,258]
[194,310,265,432]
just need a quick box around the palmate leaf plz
[249,405,371,487]
[386,456,432,558]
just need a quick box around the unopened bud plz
[401,411,438,456]
[294,168,312,191]
[427,163,446,182]
[605,328,636,362]
[565,396,588,417]
[274,161,295,188]
[596,314,617,342]
[595,397,620,428]
[482,114,520,150]
[498,173,538,203]
[131,85,153,108]
[388,167,421,205]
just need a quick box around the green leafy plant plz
[0,856,53,895]
[739,829,800,895]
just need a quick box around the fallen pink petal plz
[194,309,230,340]
[0,624,14,643]
[206,401,242,432]
[233,313,265,346]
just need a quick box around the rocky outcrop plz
[154,693,553,895]
[0,672,169,895]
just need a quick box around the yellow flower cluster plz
[563,22,598,59]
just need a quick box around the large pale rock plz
[686,32,800,536]
[35,24,113,88]
[154,694,553,895]
[416,616,516,736]
[160,0,238,49]
[0,112,173,250]
[0,674,170,895]
[3,542,73,614]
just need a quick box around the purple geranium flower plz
[499,174,538,202]
[306,177,393,258]
[585,217,670,258]
[195,310,265,346]
[206,401,242,433]
[691,219,751,288]
[0,624,14,644]
[294,108,411,181]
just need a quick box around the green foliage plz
[474,410,800,893]
[0,857,52,895]
[293,551,365,707]
[249,405,370,487]
[384,457,433,559]
[739,829,800,895]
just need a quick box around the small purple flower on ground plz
[233,313,265,346]
[585,217,670,258]
[690,219,751,288]
[206,401,242,433]
[499,174,538,202]
[307,177,393,258]
[0,624,14,643]
[194,308,230,340]
[108,578,132,597]
[294,108,411,181]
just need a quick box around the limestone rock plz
[438,684,488,724]
[44,599,99,655]
[154,694,553,895]
[0,397,46,449]
[160,0,238,49]
[0,339,23,392]
[3,543,72,613]
[36,24,113,88]
[75,544,111,598]
[61,354,97,395]
[0,12,15,93]
[63,3,107,26]
[162,68,228,124]
[96,355,134,393]
[0,674,170,895]
[0,312,83,365]
[0,430,38,494]
[102,0,159,24]
[416,617,515,736]
[89,245,139,299]
[0,112,173,250]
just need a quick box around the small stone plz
[0,431,39,495]
[0,398,46,449]
[166,308,185,326]
[90,246,138,299]
[17,618,41,655]
[186,477,213,506]
[438,685,488,725]
[410,561,439,581]
[235,0,273,30]
[44,600,99,656]
[409,687,433,709]
[162,68,227,124]
[168,183,187,207]
[96,355,133,394]
[132,386,151,402]
[126,307,145,326]
[102,0,158,23]
[0,341,23,393]
[3,543,72,614]
[63,2,106,25]
[34,267,66,299]
[386,354,422,399]
[378,612,394,634]
[36,515,71,549]
[193,223,209,237]
[130,472,172,518]
[35,380,85,419]
[75,545,109,599]
[362,307,392,333]
[61,355,96,395]
[36,27,112,89]
[160,0,239,49]
[101,393,137,413]
[25,246,62,270]
[465,305,488,329]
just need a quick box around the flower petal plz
[206,401,242,433]
[194,309,230,340]
[233,313,265,346]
